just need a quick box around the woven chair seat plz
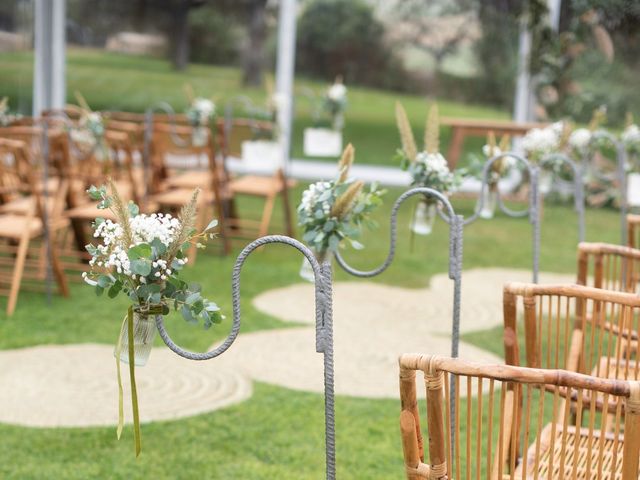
[0,214,44,239]
[150,188,216,208]
[515,423,627,479]
[229,175,295,196]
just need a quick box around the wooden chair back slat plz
[399,354,640,479]
[577,242,640,294]
[628,215,640,250]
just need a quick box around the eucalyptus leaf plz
[205,219,219,231]
[130,259,152,276]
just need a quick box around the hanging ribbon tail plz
[127,306,142,457]
[115,312,128,440]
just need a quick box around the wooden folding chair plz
[63,129,146,251]
[148,122,230,256]
[0,139,69,315]
[628,214,640,250]
[577,242,640,294]
[399,354,640,479]
[221,118,295,238]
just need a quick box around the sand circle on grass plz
[0,343,252,427]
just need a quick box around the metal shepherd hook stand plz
[38,112,107,304]
[463,153,541,283]
[539,152,586,243]
[334,187,464,358]
[587,130,628,245]
[154,235,337,480]
[334,188,464,455]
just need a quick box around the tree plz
[296,0,405,89]
[131,0,206,70]
[388,0,478,72]
[211,0,270,86]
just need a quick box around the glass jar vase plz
[300,250,333,283]
[478,185,498,219]
[411,198,437,236]
[191,126,209,147]
[115,308,158,367]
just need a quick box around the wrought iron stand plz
[154,235,337,480]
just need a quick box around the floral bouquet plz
[395,102,461,235]
[83,181,222,456]
[622,114,640,163]
[297,143,385,281]
[467,132,516,219]
[69,92,107,158]
[184,84,216,146]
[623,114,640,207]
[0,97,20,126]
[320,77,347,131]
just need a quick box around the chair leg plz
[7,233,30,316]
[50,234,69,298]
[258,194,276,238]
[280,185,295,238]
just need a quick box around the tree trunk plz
[133,0,148,32]
[242,0,267,87]
[172,0,191,71]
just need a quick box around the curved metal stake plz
[462,153,541,283]
[154,235,337,480]
[334,187,462,351]
[589,130,628,245]
[334,187,463,460]
[539,152,586,243]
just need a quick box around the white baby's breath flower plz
[569,128,591,153]
[622,124,640,146]
[327,83,347,102]
[482,145,502,158]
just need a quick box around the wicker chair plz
[503,283,640,386]
[398,354,640,479]
[577,242,640,294]
[628,214,640,250]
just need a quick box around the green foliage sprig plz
[83,182,223,328]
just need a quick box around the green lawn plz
[1,48,506,167]
[0,182,623,479]
[0,49,626,478]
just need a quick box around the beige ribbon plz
[115,306,142,457]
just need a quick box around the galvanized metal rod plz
[452,152,541,283]
[539,152,586,242]
[154,235,336,480]
[39,118,53,304]
[589,130,627,245]
[334,187,463,460]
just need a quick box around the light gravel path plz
[0,268,575,426]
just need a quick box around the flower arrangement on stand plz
[623,113,640,207]
[323,76,348,131]
[297,144,385,282]
[69,92,107,160]
[467,132,515,219]
[241,79,282,166]
[303,77,347,157]
[83,181,222,456]
[521,107,627,206]
[395,102,461,235]
[0,97,20,126]
[184,84,215,147]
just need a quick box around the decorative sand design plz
[0,268,575,425]
[0,344,252,427]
